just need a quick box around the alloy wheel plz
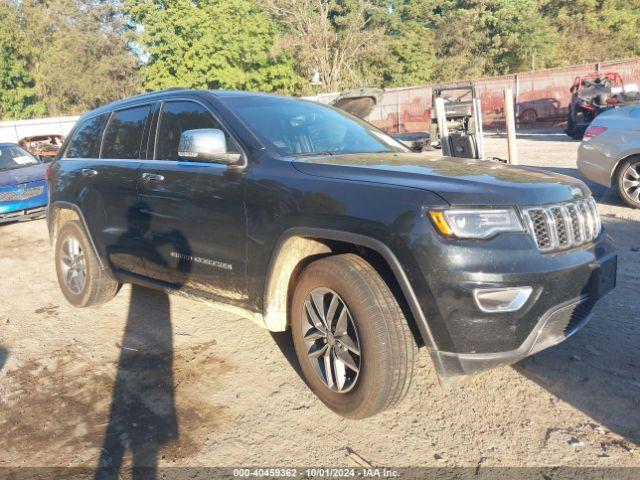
[622,162,640,204]
[60,235,86,295]
[301,288,361,393]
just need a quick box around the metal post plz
[473,98,485,160]
[435,97,451,157]
[504,88,519,165]
[514,74,520,123]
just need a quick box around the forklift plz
[430,83,483,159]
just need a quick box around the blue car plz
[0,143,48,224]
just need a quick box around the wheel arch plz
[262,228,437,352]
[611,152,640,187]
[48,201,106,270]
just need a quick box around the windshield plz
[221,96,408,156]
[0,145,40,171]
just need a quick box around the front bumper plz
[0,206,47,224]
[0,181,48,224]
[407,227,616,377]
[436,286,608,377]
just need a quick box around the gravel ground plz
[0,130,638,475]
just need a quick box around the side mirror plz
[178,129,242,164]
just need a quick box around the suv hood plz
[292,153,590,206]
[0,163,46,188]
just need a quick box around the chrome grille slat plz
[559,206,574,246]
[580,202,594,241]
[551,207,570,247]
[523,199,601,252]
[543,208,559,250]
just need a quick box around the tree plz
[370,0,437,87]
[0,1,45,120]
[483,0,558,74]
[538,0,640,65]
[262,0,387,92]
[127,0,304,94]
[22,0,141,115]
[424,0,557,82]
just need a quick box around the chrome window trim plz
[153,97,248,169]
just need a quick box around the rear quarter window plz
[101,105,151,160]
[65,114,109,158]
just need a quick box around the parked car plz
[577,105,640,208]
[517,97,564,125]
[0,143,48,224]
[48,89,616,418]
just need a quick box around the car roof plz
[77,88,291,123]
[0,142,19,148]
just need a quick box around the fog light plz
[473,286,533,313]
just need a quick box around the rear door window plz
[155,100,240,160]
[65,114,109,158]
[101,105,151,160]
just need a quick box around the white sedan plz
[577,104,640,208]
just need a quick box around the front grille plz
[523,198,601,252]
[0,185,44,202]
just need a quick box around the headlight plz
[428,208,523,239]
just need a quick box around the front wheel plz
[290,253,417,418]
[618,158,640,208]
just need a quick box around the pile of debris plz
[18,135,64,161]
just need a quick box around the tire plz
[520,109,537,124]
[617,158,640,208]
[290,253,417,418]
[55,221,120,307]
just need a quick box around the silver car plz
[577,105,640,208]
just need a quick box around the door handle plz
[141,173,165,183]
[81,168,98,177]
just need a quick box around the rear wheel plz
[520,109,537,124]
[618,158,640,208]
[290,253,417,418]
[55,221,119,307]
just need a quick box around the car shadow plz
[0,346,7,371]
[270,331,305,382]
[517,133,576,143]
[485,129,575,142]
[514,216,640,445]
[95,202,192,480]
[95,286,177,480]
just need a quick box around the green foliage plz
[128,0,304,93]
[22,0,141,116]
[1,0,639,117]
[538,0,640,65]
[0,1,45,120]
[370,0,436,87]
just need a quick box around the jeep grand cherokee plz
[47,89,617,418]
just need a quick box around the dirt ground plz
[0,130,639,475]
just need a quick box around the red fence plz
[366,57,640,133]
